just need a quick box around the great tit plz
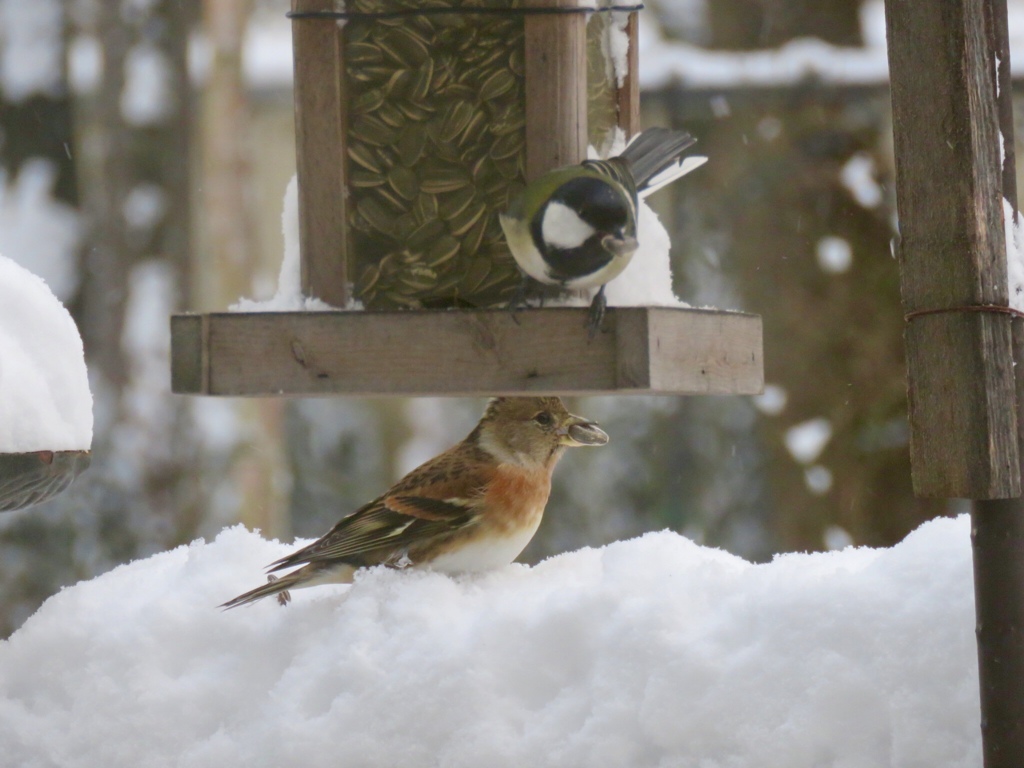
[500,127,706,336]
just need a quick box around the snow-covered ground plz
[0,515,979,767]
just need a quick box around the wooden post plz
[971,1,1024,765]
[887,0,1024,763]
[884,0,1020,499]
[291,0,349,307]
[524,0,588,181]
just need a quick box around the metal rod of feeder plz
[972,0,1024,763]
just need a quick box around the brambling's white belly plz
[426,517,543,574]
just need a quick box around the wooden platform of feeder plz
[170,306,762,397]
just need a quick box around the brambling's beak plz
[601,232,639,258]
[557,416,609,447]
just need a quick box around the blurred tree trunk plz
[74,0,203,540]
[0,0,214,637]
[0,0,77,207]
[198,0,290,540]
[651,0,951,554]
[0,0,81,306]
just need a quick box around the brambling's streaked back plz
[222,397,608,608]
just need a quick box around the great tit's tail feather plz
[621,127,701,193]
[639,155,707,199]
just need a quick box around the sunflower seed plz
[351,88,385,115]
[509,47,525,78]
[399,266,438,291]
[376,101,406,128]
[387,165,418,201]
[348,144,383,174]
[439,100,474,144]
[350,171,385,189]
[356,263,381,294]
[350,117,398,147]
[489,131,522,161]
[357,196,399,236]
[396,99,433,122]
[411,59,434,101]
[449,201,487,237]
[407,219,446,249]
[479,69,516,102]
[458,109,487,148]
[426,235,461,267]
[383,290,422,308]
[346,42,383,66]
[461,214,490,254]
[383,69,412,97]
[383,27,430,67]
[374,184,407,212]
[350,65,393,84]
[412,192,438,222]
[441,187,475,221]
[420,162,470,194]
[397,127,427,167]
[459,257,492,294]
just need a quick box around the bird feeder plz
[170,0,763,397]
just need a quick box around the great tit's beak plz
[557,416,610,447]
[601,232,639,258]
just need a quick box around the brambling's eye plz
[533,411,554,427]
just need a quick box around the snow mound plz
[0,254,92,452]
[0,516,979,767]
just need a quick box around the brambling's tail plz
[220,562,355,609]
[220,572,301,609]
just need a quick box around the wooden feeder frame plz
[170,0,764,398]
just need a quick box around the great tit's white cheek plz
[501,213,552,284]
[541,201,597,250]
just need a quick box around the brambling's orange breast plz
[482,465,552,532]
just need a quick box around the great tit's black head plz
[535,176,633,253]
[557,176,629,232]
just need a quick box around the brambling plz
[222,396,608,608]
[500,127,707,336]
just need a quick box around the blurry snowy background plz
[0,0,1016,636]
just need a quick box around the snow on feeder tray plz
[0,256,92,513]
[169,0,764,397]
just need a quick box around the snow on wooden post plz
[884,0,1020,499]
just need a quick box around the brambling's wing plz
[267,495,478,571]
